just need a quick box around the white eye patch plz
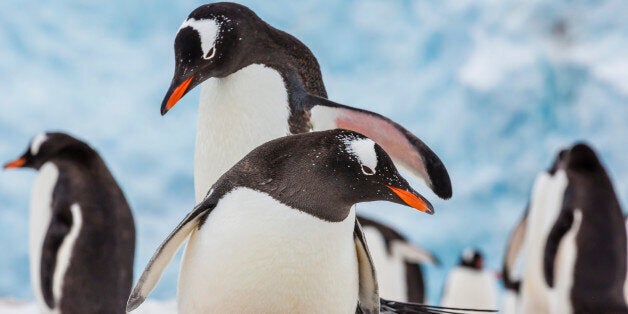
[343,138,378,175]
[30,133,48,155]
[180,18,220,60]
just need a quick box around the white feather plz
[440,267,498,310]
[52,204,82,304]
[519,170,568,313]
[362,227,408,301]
[178,187,359,313]
[179,18,219,60]
[29,162,58,313]
[194,64,290,202]
[343,138,378,174]
[549,209,582,314]
[30,133,47,155]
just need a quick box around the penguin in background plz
[359,216,440,303]
[126,129,488,314]
[440,249,498,310]
[159,2,451,302]
[543,143,627,314]
[502,151,575,313]
[4,132,135,314]
[503,143,627,314]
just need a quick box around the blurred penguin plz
[440,248,498,309]
[503,151,573,313]
[504,143,627,314]
[543,143,626,313]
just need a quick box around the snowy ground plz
[0,298,177,314]
[1,0,627,306]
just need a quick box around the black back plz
[14,133,135,313]
[198,129,430,225]
[544,143,627,313]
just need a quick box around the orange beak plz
[164,76,194,113]
[4,157,26,169]
[387,185,434,214]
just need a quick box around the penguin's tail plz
[379,298,497,314]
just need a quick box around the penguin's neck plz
[194,64,291,202]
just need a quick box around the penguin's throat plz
[194,64,291,202]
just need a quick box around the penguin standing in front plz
[543,143,627,314]
[440,249,498,310]
[126,130,485,314]
[4,132,135,314]
[159,2,450,302]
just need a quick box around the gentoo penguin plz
[543,143,627,313]
[503,143,628,314]
[126,130,485,314]
[160,2,451,302]
[502,153,573,313]
[4,132,135,314]
[440,249,498,310]
[358,216,440,303]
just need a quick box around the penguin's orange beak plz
[387,186,434,215]
[4,157,26,169]
[162,76,194,115]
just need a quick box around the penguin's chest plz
[194,64,292,201]
[178,188,359,314]
[29,162,59,311]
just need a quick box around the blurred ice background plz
[0,0,626,306]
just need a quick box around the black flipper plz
[354,220,380,314]
[40,205,72,308]
[544,207,575,288]
[304,93,452,200]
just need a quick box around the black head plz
[219,129,434,222]
[161,2,270,115]
[460,248,484,270]
[4,132,93,170]
[550,142,619,213]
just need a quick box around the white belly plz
[178,188,359,314]
[520,171,568,314]
[549,210,582,314]
[440,268,498,309]
[194,64,291,202]
[362,227,408,301]
[29,162,58,313]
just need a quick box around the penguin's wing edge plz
[391,241,440,265]
[354,220,380,314]
[126,199,217,312]
[40,203,74,309]
[306,94,452,200]
[502,208,528,292]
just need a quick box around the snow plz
[0,298,176,314]
[0,0,626,307]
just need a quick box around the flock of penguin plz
[3,2,626,314]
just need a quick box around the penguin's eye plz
[204,47,216,60]
[361,165,375,175]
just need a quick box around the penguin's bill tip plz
[3,157,26,169]
[126,293,145,312]
[162,76,194,115]
[387,186,434,214]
